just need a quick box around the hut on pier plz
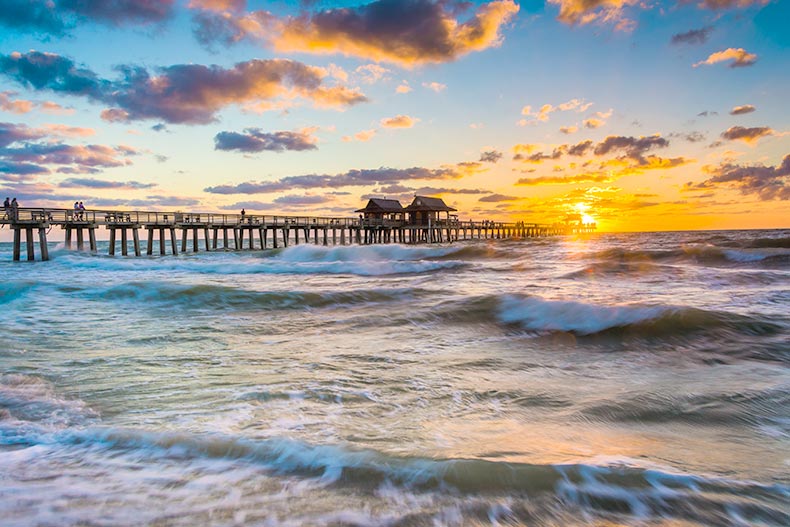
[355,198,405,225]
[404,196,457,226]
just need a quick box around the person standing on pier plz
[10,198,18,220]
[3,197,9,220]
[78,201,85,221]
[240,208,245,222]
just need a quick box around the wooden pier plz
[1,208,596,261]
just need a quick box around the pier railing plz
[1,207,366,227]
[1,207,594,231]
[2,207,596,261]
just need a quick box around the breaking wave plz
[588,245,790,267]
[2,423,786,526]
[0,281,38,305]
[0,374,99,433]
[415,294,783,339]
[67,281,423,311]
[52,244,470,276]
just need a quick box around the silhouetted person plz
[10,198,18,220]
[3,197,9,220]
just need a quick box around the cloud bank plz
[685,155,790,200]
[214,128,319,153]
[0,0,176,35]
[192,0,519,67]
[0,50,367,124]
[204,162,485,194]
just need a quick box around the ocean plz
[1,229,788,526]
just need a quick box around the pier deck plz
[1,208,596,261]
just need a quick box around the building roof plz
[403,195,457,212]
[355,198,404,213]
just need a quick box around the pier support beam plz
[10,224,49,262]
[147,228,154,255]
[26,228,34,260]
[145,227,177,256]
[107,225,139,256]
[133,228,141,256]
[38,227,49,261]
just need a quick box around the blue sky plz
[1,0,788,231]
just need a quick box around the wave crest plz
[421,294,781,340]
[589,245,790,267]
[54,245,468,276]
[8,427,787,526]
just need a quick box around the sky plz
[0,0,788,233]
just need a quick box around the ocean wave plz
[52,245,468,276]
[4,426,786,526]
[428,244,516,261]
[735,236,790,249]
[238,389,377,405]
[562,261,668,279]
[0,281,38,305]
[56,281,422,311]
[577,388,790,431]
[272,243,460,262]
[417,294,782,339]
[588,245,790,267]
[0,374,99,434]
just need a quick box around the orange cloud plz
[517,173,613,186]
[560,126,578,135]
[325,63,349,82]
[380,115,418,129]
[693,48,758,68]
[730,104,756,115]
[423,82,447,93]
[512,143,539,155]
[39,101,75,115]
[0,91,33,113]
[521,98,592,125]
[43,124,96,138]
[549,0,639,30]
[396,82,412,94]
[354,64,390,83]
[195,0,519,67]
[343,129,377,142]
[0,92,76,116]
[189,0,245,11]
[720,125,773,144]
[583,118,605,129]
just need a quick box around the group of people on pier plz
[73,201,86,221]
[3,197,19,220]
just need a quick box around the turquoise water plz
[1,230,788,526]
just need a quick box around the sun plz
[574,203,596,224]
